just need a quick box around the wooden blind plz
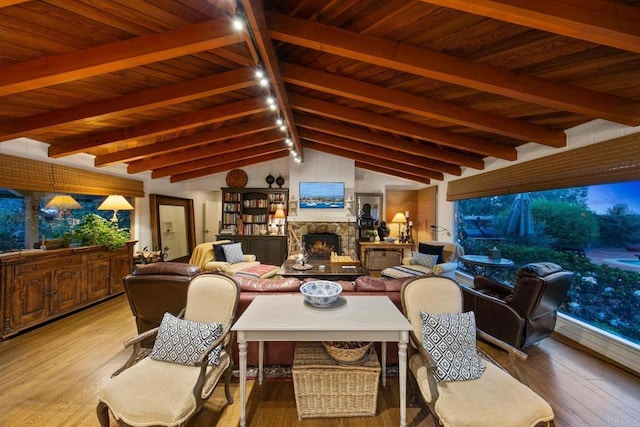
[0,154,144,197]
[447,132,640,201]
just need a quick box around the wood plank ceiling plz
[1,0,639,185]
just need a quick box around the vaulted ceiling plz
[1,0,639,185]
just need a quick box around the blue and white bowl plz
[300,281,343,307]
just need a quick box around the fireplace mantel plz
[287,214,357,223]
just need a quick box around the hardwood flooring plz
[0,295,638,426]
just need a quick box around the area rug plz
[232,365,400,380]
[231,349,499,380]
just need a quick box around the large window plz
[0,192,131,251]
[456,182,640,345]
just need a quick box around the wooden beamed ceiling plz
[0,0,639,185]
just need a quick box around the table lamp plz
[391,212,407,238]
[45,195,82,218]
[98,195,134,223]
[274,204,286,235]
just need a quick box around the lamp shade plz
[44,195,82,210]
[391,212,407,224]
[274,205,286,219]
[98,195,133,211]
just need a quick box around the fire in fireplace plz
[303,233,341,259]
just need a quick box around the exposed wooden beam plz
[0,69,256,143]
[300,130,449,179]
[154,142,285,179]
[241,0,303,160]
[129,129,282,175]
[0,19,244,96]
[303,140,437,183]
[53,99,268,159]
[282,63,565,147]
[268,12,640,126]
[125,123,279,174]
[0,1,29,6]
[289,93,516,161]
[418,0,640,55]
[169,150,289,183]
[295,113,483,170]
[355,161,432,185]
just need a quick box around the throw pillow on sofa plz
[418,242,445,264]
[222,242,244,264]
[213,241,234,261]
[413,251,439,268]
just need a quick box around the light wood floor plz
[0,295,638,426]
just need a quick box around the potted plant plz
[369,230,377,241]
[65,214,130,250]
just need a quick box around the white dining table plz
[231,294,413,427]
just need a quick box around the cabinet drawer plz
[15,255,82,275]
[366,250,402,270]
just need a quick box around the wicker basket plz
[293,342,380,419]
[322,341,372,364]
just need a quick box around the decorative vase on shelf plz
[276,174,285,188]
[266,174,275,188]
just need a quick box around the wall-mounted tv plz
[299,182,345,209]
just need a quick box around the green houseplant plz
[66,214,130,250]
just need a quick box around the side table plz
[459,254,515,277]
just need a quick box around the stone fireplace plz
[287,221,358,261]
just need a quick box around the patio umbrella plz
[505,193,535,236]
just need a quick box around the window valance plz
[0,154,144,197]
[447,132,640,201]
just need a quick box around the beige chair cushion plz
[98,352,229,426]
[410,353,553,427]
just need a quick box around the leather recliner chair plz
[461,262,574,349]
[123,262,200,346]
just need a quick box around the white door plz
[204,197,221,242]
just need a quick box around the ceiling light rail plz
[235,0,303,163]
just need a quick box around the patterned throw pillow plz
[413,251,439,268]
[149,312,223,366]
[213,241,234,261]
[222,242,244,264]
[418,243,445,264]
[420,311,485,382]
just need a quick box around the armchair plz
[97,272,241,426]
[400,276,554,426]
[123,262,200,347]
[189,240,259,274]
[381,240,464,279]
[462,262,574,349]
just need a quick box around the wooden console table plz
[358,241,415,271]
[0,242,134,339]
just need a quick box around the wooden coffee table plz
[278,259,367,280]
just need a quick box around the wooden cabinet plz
[1,242,134,339]
[216,235,287,266]
[222,187,288,236]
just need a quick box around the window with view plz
[455,181,640,346]
[0,192,131,252]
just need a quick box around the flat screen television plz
[299,182,345,209]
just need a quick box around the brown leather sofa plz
[232,274,405,366]
[123,262,200,346]
[461,262,574,349]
